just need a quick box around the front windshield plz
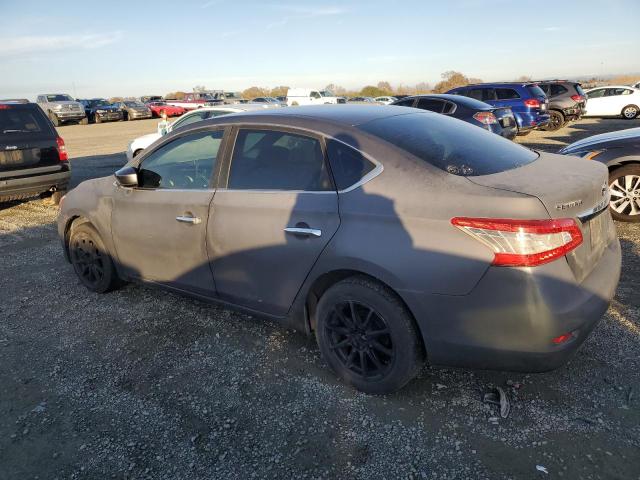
[320,90,334,97]
[46,94,73,102]
[90,99,110,107]
[125,101,144,107]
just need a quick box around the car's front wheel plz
[69,223,124,293]
[49,112,60,126]
[609,164,640,222]
[315,277,424,394]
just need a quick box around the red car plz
[145,101,185,118]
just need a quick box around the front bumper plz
[54,111,85,120]
[408,237,621,372]
[130,111,152,119]
[96,111,123,122]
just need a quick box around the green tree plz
[270,86,290,97]
[242,86,269,99]
[360,85,387,97]
[432,71,478,93]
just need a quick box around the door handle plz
[176,215,202,225]
[284,227,322,237]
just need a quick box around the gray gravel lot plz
[0,116,639,479]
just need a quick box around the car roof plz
[200,105,424,129]
[397,93,492,109]
[586,85,639,90]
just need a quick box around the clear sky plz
[1,0,639,99]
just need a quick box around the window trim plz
[131,125,229,191]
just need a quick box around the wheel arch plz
[62,215,91,262]
[303,269,425,353]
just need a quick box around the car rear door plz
[110,128,225,296]
[0,104,62,177]
[207,126,340,316]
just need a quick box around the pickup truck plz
[165,91,245,110]
[36,94,87,126]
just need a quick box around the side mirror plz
[115,166,138,187]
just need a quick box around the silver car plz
[58,106,621,393]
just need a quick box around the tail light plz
[451,217,583,267]
[523,99,540,108]
[473,112,497,125]
[56,136,68,162]
[570,94,583,102]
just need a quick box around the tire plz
[68,223,124,293]
[51,190,65,205]
[621,105,639,120]
[79,117,88,125]
[49,112,60,127]
[516,130,531,137]
[95,114,102,124]
[542,110,565,131]
[608,164,640,222]
[315,276,424,394]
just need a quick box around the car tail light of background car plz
[451,217,583,267]
[523,99,541,109]
[571,94,586,102]
[473,112,498,125]
[56,136,68,162]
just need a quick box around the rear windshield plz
[358,113,538,177]
[526,85,546,98]
[0,106,50,138]
[575,84,586,96]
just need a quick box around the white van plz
[286,88,341,106]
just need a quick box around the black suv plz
[0,100,71,204]
[536,80,586,131]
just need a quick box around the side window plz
[549,84,568,96]
[622,89,633,96]
[172,111,209,130]
[310,91,321,99]
[416,98,445,113]
[394,99,415,107]
[442,101,456,114]
[482,89,497,101]
[495,88,520,100]
[587,89,606,98]
[466,89,484,101]
[326,139,376,190]
[228,129,332,191]
[138,130,223,190]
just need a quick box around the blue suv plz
[446,83,550,136]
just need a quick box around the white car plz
[374,96,398,105]
[286,88,341,106]
[584,85,640,119]
[126,104,275,160]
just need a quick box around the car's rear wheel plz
[95,114,102,124]
[69,223,123,293]
[79,117,88,125]
[608,165,640,222]
[621,104,639,119]
[315,276,423,394]
[543,110,565,131]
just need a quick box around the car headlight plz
[53,104,63,110]
[96,109,106,113]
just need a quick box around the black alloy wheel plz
[324,300,394,379]
[70,232,106,290]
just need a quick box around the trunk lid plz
[467,153,614,282]
[492,107,516,129]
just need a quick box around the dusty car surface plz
[58,105,621,393]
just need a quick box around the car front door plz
[110,128,226,296]
[207,127,340,316]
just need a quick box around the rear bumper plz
[514,112,551,131]
[407,237,621,372]
[0,167,71,199]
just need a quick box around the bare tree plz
[193,85,207,93]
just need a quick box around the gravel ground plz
[0,117,639,480]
